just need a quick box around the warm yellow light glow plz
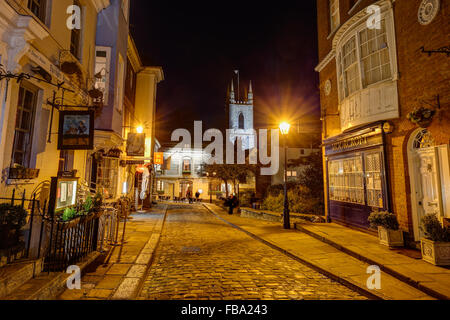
[136,126,144,134]
[279,122,291,135]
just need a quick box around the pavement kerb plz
[111,204,168,300]
[293,223,449,300]
[203,203,384,300]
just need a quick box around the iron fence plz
[1,189,121,272]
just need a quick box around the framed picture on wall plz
[58,110,94,150]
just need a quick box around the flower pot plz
[417,119,433,128]
[421,238,450,266]
[377,226,404,247]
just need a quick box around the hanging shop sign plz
[126,133,146,157]
[58,110,94,150]
[154,152,164,165]
[106,148,122,158]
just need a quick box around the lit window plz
[96,157,119,199]
[292,171,297,177]
[11,83,38,168]
[95,47,111,105]
[329,0,340,33]
[157,180,164,192]
[337,19,393,101]
[359,20,391,87]
[183,159,191,172]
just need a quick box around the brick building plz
[315,0,449,246]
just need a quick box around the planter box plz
[378,226,404,247]
[421,238,450,266]
[8,168,40,180]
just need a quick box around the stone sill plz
[6,179,39,186]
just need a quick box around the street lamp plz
[279,122,291,229]
[136,126,144,134]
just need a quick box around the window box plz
[8,168,40,180]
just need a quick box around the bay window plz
[337,18,393,102]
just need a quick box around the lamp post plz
[279,122,291,229]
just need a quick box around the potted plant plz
[60,61,81,76]
[368,211,404,247]
[420,214,450,266]
[406,106,436,128]
[0,204,28,250]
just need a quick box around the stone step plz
[5,251,101,300]
[0,258,44,299]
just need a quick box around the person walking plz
[226,194,238,215]
[186,189,192,204]
[195,191,200,203]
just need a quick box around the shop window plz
[365,153,383,208]
[328,153,384,208]
[94,47,111,105]
[11,83,38,168]
[96,157,119,199]
[157,180,164,192]
[329,0,340,33]
[328,156,365,205]
[28,0,47,24]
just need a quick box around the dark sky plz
[130,0,319,143]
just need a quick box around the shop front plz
[324,123,390,230]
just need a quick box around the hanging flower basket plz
[61,61,82,75]
[407,107,436,128]
[88,88,103,99]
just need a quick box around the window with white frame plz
[11,83,38,168]
[329,0,340,33]
[182,158,191,173]
[337,37,360,100]
[337,18,393,102]
[359,19,391,87]
[157,180,164,192]
[94,47,111,105]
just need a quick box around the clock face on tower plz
[418,0,440,25]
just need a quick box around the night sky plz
[130,0,319,143]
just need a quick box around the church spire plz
[230,80,236,103]
[247,80,253,104]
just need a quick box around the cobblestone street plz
[138,205,366,300]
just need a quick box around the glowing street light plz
[279,121,291,229]
[136,126,144,134]
[279,122,291,135]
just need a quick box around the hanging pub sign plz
[58,110,94,150]
[126,133,145,157]
[106,148,122,158]
[154,152,164,165]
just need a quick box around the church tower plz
[228,79,255,150]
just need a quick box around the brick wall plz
[316,0,449,239]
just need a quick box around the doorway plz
[407,129,443,241]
